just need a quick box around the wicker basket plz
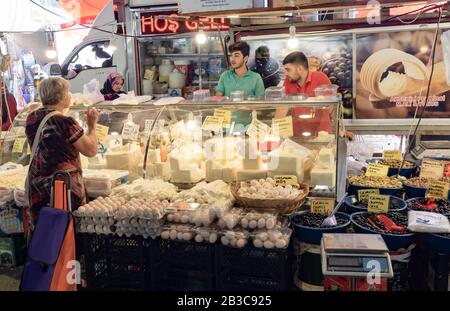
[231,182,309,215]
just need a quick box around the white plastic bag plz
[83,79,104,104]
[407,210,450,233]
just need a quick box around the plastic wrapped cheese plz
[83,169,129,197]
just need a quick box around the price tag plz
[201,116,223,131]
[420,159,445,179]
[365,163,389,177]
[170,120,185,139]
[274,175,298,186]
[426,179,449,200]
[246,118,271,139]
[122,123,140,141]
[367,195,390,214]
[12,138,26,153]
[214,109,232,127]
[356,189,380,203]
[311,198,335,215]
[95,124,109,143]
[383,150,402,161]
[272,116,293,138]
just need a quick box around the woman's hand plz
[86,108,99,129]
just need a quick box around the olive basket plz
[230,182,309,215]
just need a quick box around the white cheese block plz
[222,167,237,182]
[242,157,262,170]
[242,139,259,160]
[317,148,334,168]
[236,169,267,181]
[311,166,336,187]
[171,168,204,183]
[148,149,161,163]
[169,156,190,171]
[154,162,171,181]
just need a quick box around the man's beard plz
[289,75,302,83]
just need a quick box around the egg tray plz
[231,182,309,215]
[215,243,293,281]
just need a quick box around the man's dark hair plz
[229,41,250,58]
[282,51,309,70]
[255,46,269,58]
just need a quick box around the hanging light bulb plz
[45,31,57,59]
[109,35,117,52]
[287,25,298,49]
[196,29,207,45]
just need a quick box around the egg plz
[221,236,229,245]
[236,238,246,248]
[226,218,236,229]
[229,238,237,247]
[249,220,257,229]
[161,231,170,239]
[275,239,287,248]
[263,182,272,189]
[169,230,177,240]
[264,241,275,249]
[257,218,266,229]
[285,185,293,190]
[266,218,276,229]
[80,224,87,232]
[177,232,184,240]
[78,206,86,214]
[250,180,260,187]
[209,233,218,243]
[240,181,248,188]
[248,186,257,194]
[253,239,263,248]
[258,232,269,241]
[269,231,282,241]
[258,179,266,184]
[180,214,189,223]
[241,218,249,228]
[195,235,204,243]
[173,213,181,223]
[182,232,193,241]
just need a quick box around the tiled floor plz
[0,266,22,291]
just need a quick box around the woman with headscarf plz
[1,76,18,131]
[100,72,126,101]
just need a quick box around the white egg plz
[78,206,86,215]
[177,232,184,240]
[180,214,189,223]
[218,219,226,228]
[253,239,264,248]
[248,186,257,194]
[264,241,275,249]
[263,182,272,189]
[173,213,181,223]
[229,238,237,247]
[257,218,266,229]
[249,220,257,229]
[209,233,218,243]
[169,230,178,240]
[195,234,204,243]
[182,232,193,241]
[258,178,266,184]
[236,238,246,248]
[226,218,236,230]
[225,232,235,240]
[241,218,249,228]
[161,231,170,239]
[95,224,103,233]
[221,236,229,246]
[258,232,269,241]
[275,239,287,249]
[250,180,260,187]
[266,218,276,229]
[80,224,87,232]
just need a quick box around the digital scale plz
[321,233,393,291]
[411,140,450,160]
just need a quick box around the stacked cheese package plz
[205,137,242,182]
[311,147,336,188]
[105,143,142,180]
[169,143,205,183]
[236,139,267,181]
[142,148,171,181]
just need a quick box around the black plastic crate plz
[216,244,292,280]
[83,256,109,290]
[217,270,288,291]
[426,251,450,291]
[78,233,109,259]
[154,264,215,291]
[108,235,146,262]
[156,239,215,273]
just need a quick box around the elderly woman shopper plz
[25,77,99,224]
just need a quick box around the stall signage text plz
[357,189,380,203]
[274,175,298,187]
[426,179,449,200]
[420,159,445,179]
[311,198,335,215]
[366,163,389,177]
[367,195,390,214]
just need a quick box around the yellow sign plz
[12,138,26,153]
[274,175,298,187]
[311,198,335,215]
[246,118,271,139]
[365,163,390,177]
[95,124,109,143]
[272,117,293,138]
[426,179,449,200]
[367,195,390,214]
[383,150,402,161]
[214,109,232,126]
[201,116,223,131]
[357,189,380,203]
[420,159,445,179]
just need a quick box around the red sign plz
[140,12,229,35]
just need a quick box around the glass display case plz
[1,97,342,199]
